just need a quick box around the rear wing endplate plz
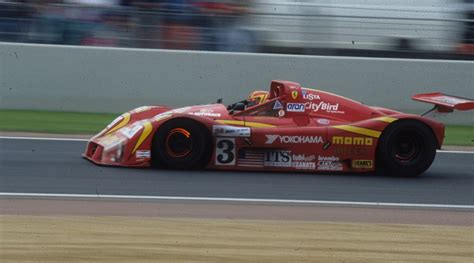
[412,93,474,113]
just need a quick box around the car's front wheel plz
[376,120,438,176]
[151,118,211,169]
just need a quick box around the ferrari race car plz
[83,80,474,176]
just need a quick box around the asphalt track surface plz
[1,138,473,207]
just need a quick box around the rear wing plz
[412,93,474,113]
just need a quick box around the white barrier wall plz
[1,43,473,124]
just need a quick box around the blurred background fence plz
[1,0,473,59]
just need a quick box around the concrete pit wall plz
[1,43,472,124]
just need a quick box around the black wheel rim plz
[392,132,421,162]
[165,128,193,158]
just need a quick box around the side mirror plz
[216,98,223,104]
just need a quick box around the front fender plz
[93,105,172,140]
[383,114,445,148]
[84,105,171,167]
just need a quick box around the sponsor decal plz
[305,101,344,114]
[237,151,316,170]
[212,125,250,137]
[318,155,339,162]
[334,147,369,156]
[292,154,316,170]
[352,160,373,169]
[237,150,264,167]
[292,154,315,162]
[213,127,224,135]
[131,106,151,113]
[264,151,291,167]
[286,103,305,112]
[265,135,279,144]
[135,150,150,159]
[265,135,324,144]
[293,161,315,169]
[278,109,285,117]
[170,107,192,113]
[273,100,283,110]
[317,155,343,171]
[189,109,221,117]
[153,107,191,119]
[317,118,330,125]
[291,91,298,99]
[332,136,373,146]
[152,113,172,122]
[119,124,143,139]
[302,90,320,100]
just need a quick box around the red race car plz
[83,80,474,176]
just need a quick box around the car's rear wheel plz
[151,118,211,169]
[376,120,437,177]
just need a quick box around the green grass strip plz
[444,125,474,146]
[0,109,472,146]
[0,110,117,134]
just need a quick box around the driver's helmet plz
[247,91,269,107]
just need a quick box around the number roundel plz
[216,138,235,165]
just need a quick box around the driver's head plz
[247,91,269,107]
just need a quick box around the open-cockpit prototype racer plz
[83,80,474,176]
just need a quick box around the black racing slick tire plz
[376,119,438,177]
[151,118,212,169]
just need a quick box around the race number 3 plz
[215,138,235,165]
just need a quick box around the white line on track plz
[0,192,473,210]
[1,136,472,153]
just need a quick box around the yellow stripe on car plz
[106,113,131,134]
[373,117,398,123]
[132,121,153,153]
[333,125,381,138]
[216,120,276,128]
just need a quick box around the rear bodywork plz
[84,80,449,173]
